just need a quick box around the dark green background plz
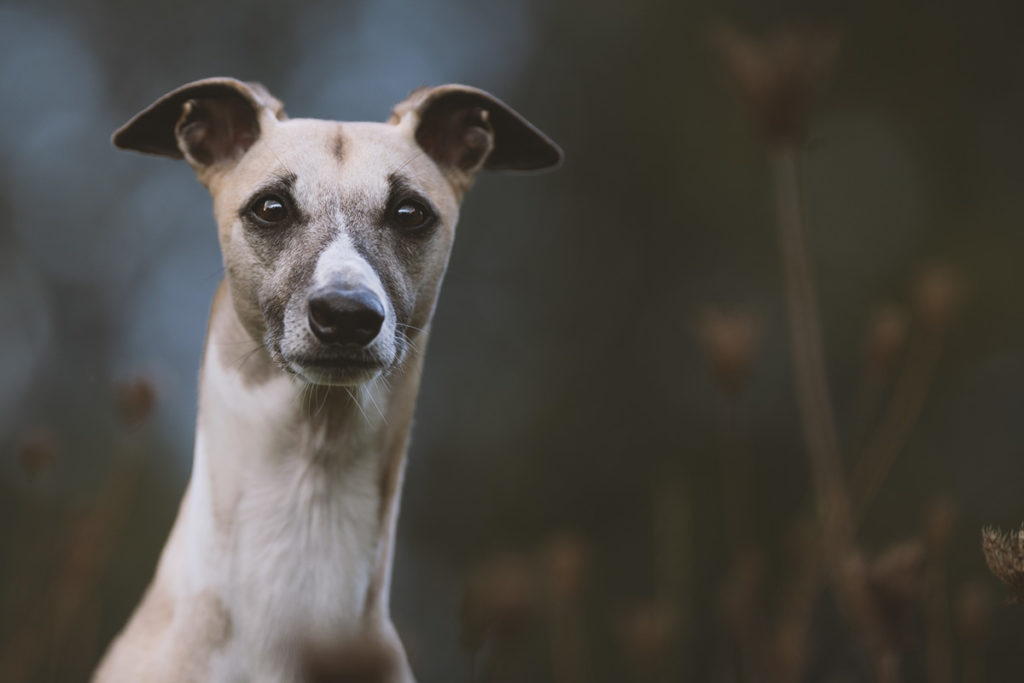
[1,0,1022,680]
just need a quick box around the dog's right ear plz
[113,78,286,171]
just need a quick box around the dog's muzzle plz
[307,286,385,347]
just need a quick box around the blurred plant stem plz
[955,582,992,683]
[923,500,956,683]
[717,395,751,552]
[849,305,909,453]
[0,390,151,681]
[771,147,851,553]
[851,327,945,528]
[771,147,903,681]
[543,533,590,683]
[653,464,691,680]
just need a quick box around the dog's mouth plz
[284,353,385,386]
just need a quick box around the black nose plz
[307,287,386,346]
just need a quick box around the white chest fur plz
[186,332,389,678]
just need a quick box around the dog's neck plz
[177,281,422,654]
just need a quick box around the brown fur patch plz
[184,589,234,652]
[333,132,344,162]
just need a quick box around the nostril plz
[307,288,386,346]
[308,297,337,332]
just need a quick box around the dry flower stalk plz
[0,378,155,681]
[461,551,537,671]
[769,518,822,683]
[544,533,588,604]
[709,22,840,146]
[849,304,909,454]
[710,23,962,682]
[851,324,949,527]
[865,305,910,374]
[911,263,964,331]
[651,467,692,681]
[542,533,590,683]
[866,539,926,641]
[849,264,961,525]
[954,582,992,683]
[615,600,677,680]
[923,499,957,683]
[717,546,766,681]
[695,307,761,395]
[772,144,852,552]
[16,428,57,480]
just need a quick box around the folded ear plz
[389,85,562,191]
[113,77,286,170]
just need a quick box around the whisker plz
[364,379,388,424]
[344,387,371,425]
[395,329,422,355]
[316,383,331,417]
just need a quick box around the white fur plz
[95,321,408,682]
[200,342,385,679]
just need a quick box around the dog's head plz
[114,78,561,386]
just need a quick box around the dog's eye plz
[392,199,432,231]
[251,195,289,224]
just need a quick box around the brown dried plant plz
[706,19,968,683]
[981,524,1024,603]
[695,307,762,396]
[542,533,590,683]
[16,428,57,481]
[709,22,840,146]
[0,375,156,681]
[955,581,992,683]
[615,600,678,682]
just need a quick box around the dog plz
[94,77,561,682]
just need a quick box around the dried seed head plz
[17,428,56,480]
[981,525,1024,603]
[543,532,588,602]
[868,540,926,607]
[460,553,536,651]
[302,636,399,683]
[866,540,926,641]
[954,581,993,643]
[865,304,909,372]
[695,307,761,394]
[116,375,157,424]
[615,600,677,672]
[709,21,840,145]
[771,621,807,678]
[911,263,964,330]
[717,546,765,629]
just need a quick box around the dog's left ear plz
[390,85,562,191]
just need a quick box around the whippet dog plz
[94,78,561,682]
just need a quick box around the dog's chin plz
[285,357,385,387]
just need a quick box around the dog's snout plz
[307,287,385,347]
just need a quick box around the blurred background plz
[2,0,1024,680]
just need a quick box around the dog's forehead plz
[230,118,445,198]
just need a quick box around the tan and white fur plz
[94,78,561,683]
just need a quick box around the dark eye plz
[392,199,432,231]
[251,195,289,224]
